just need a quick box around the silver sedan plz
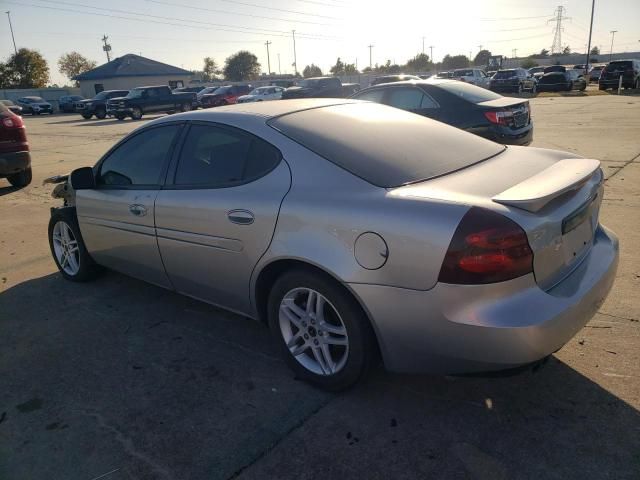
[46,99,619,391]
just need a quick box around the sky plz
[1,0,639,85]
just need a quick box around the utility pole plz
[478,44,483,52]
[584,0,595,74]
[429,45,434,63]
[422,37,425,54]
[512,48,518,58]
[368,44,374,69]
[549,6,570,55]
[264,40,272,74]
[277,53,281,75]
[5,11,17,55]
[101,34,112,62]
[292,30,298,75]
[609,30,618,61]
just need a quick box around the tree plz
[540,48,550,57]
[344,63,358,75]
[202,57,220,81]
[562,45,571,55]
[0,48,50,88]
[520,58,538,69]
[473,49,492,67]
[405,53,431,72]
[58,52,97,86]
[441,54,469,70]
[223,51,260,81]
[329,57,346,75]
[590,46,600,55]
[303,64,323,77]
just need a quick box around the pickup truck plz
[281,77,360,99]
[107,85,196,120]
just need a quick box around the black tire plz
[567,82,573,91]
[517,83,523,94]
[267,268,376,391]
[580,83,586,91]
[95,108,107,119]
[48,208,102,282]
[7,167,32,188]
[82,113,92,119]
[531,83,537,94]
[599,84,606,91]
[115,114,126,121]
[131,107,143,120]
[179,103,191,112]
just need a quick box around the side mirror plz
[70,167,96,190]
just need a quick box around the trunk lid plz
[390,146,604,289]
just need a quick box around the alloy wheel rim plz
[52,221,80,275]
[279,288,349,376]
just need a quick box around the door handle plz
[227,209,254,225]
[129,204,147,217]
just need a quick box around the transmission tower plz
[548,6,570,55]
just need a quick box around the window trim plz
[94,122,186,190]
[163,120,284,190]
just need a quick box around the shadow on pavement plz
[0,184,20,196]
[0,271,638,480]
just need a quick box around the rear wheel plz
[599,84,606,91]
[567,81,574,91]
[517,83,523,94]
[7,167,32,188]
[268,269,375,391]
[635,78,640,89]
[95,108,107,119]
[131,107,143,120]
[81,113,92,119]
[179,103,191,112]
[48,208,101,282]
[531,83,537,94]
[115,114,126,121]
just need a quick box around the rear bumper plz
[600,77,635,88]
[0,150,31,176]
[350,225,618,374]
[475,124,533,146]
[538,83,570,91]
[489,84,520,92]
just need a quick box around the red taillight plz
[439,207,533,284]
[1,113,24,128]
[484,110,511,125]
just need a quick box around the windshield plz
[249,87,270,95]
[529,67,545,73]
[494,70,517,78]
[125,88,145,99]
[608,61,632,70]
[270,102,504,188]
[454,69,474,76]
[436,81,502,103]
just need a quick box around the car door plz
[155,122,291,315]
[75,123,184,288]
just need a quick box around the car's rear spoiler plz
[492,158,601,212]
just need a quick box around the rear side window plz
[269,102,504,188]
[386,88,438,110]
[174,124,281,187]
[354,89,385,103]
[98,125,181,186]
[436,81,502,103]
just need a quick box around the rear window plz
[436,81,502,103]
[454,69,474,76]
[539,73,566,83]
[269,102,504,188]
[607,61,632,70]
[494,70,517,78]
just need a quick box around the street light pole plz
[292,30,298,75]
[609,30,618,61]
[584,0,595,75]
[429,46,434,63]
[368,44,374,69]
[264,40,272,74]
[422,37,425,54]
[5,11,17,55]
[278,53,281,75]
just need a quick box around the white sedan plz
[237,86,285,103]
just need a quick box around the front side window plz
[97,125,181,186]
[174,124,281,187]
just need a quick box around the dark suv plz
[76,90,130,119]
[489,68,537,94]
[599,60,640,90]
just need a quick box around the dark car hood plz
[78,99,94,104]
[285,87,314,94]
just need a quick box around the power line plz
[214,0,340,20]
[477,14,553,21]
[7,0,340,40]
[143,0,338,26]
[5,11,17,55]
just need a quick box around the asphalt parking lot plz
[1,94,639,480]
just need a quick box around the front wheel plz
[179,103,191,112]
[95,108,107,119]
[567,81,574,91]
[81,113,92,119]
[7,167,32,188]
[115,114,126,121]
[48,209,102,282]
[517,83,523,94]
[131,107,143,120]
[268,269,376,391]
[530,83,537,94]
